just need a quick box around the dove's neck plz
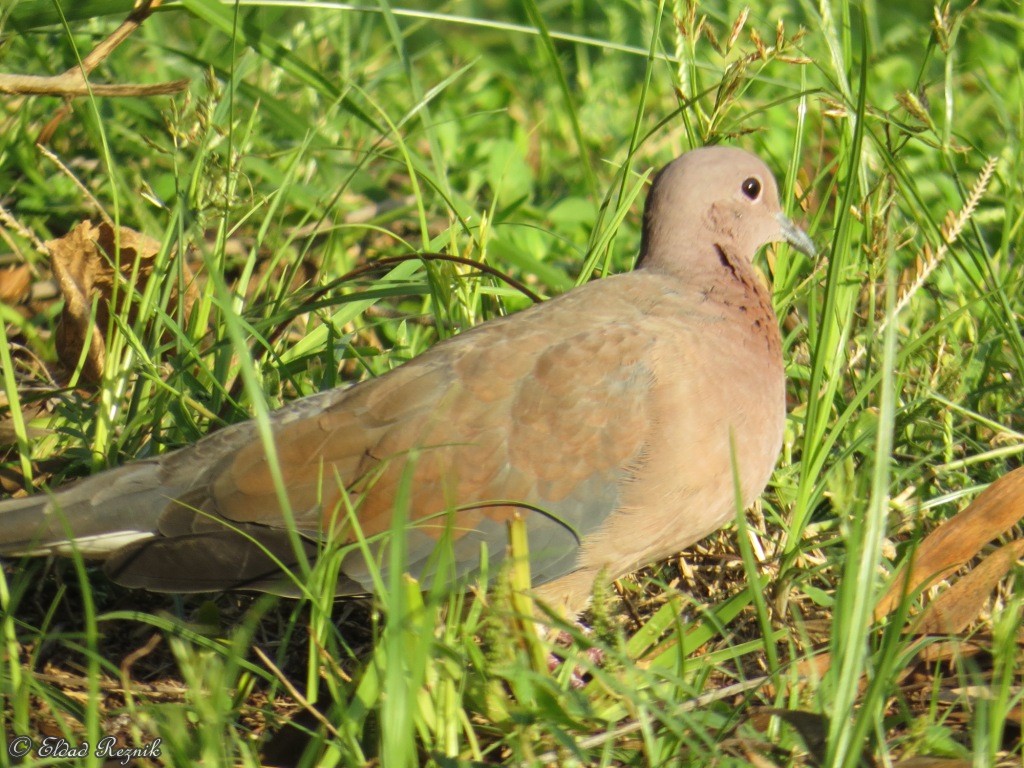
[638,232,780,359]
[639,219,771,298]
[706,241,773,303]
[704,243,781,359]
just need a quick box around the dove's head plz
[637,146,815,274]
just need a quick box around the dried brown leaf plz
[876,467,1024,620]
[48,221,198,383]
[0,264,32,304]
[913,538,1024,635]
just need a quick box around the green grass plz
[1,0,1023,765]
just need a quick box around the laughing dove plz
[0,146,814,614]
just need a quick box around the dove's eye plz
[741,177,762,200]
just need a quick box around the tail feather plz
[0,462,167,558]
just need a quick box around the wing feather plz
[123,284,657,592]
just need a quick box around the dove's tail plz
[0,463,166,558]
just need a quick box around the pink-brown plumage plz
[0,146,814,613]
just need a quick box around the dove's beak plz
[776,213,817,257]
